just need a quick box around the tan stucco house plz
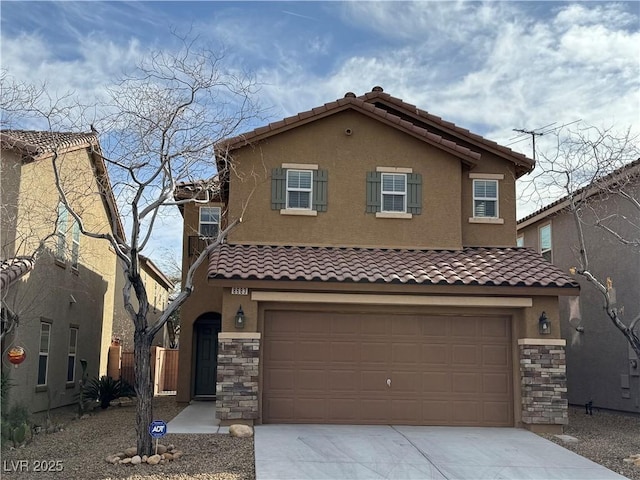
[518,159,640,413]
[1,130,123,412]
[177,87,579,432]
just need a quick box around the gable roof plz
[217,87,534,176]
[1,129,126,242]
[518,158,640,229]
[208,244,578,290]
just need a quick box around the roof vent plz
[344,92,356,98]
[371,86,384,92]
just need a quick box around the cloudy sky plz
[2,1,639,269]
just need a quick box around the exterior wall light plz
[539,311,551,335]
[235,306,245,329]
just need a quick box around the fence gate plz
[108,346,178,395]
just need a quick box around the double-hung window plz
[381,173,407,213]
[67,327,78,383]
[286,170,313,210]
[38,322,51,386]
[539,223,552,262]
[199,207,220,238]
[71,222,81,269]
[473,180,498,218]
[56,202,68,260]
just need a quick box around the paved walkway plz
[166,401,228,434]
[255,425,627,479]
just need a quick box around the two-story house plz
[1,130,123,412]
[517,160,640,413]
[177,88,579,433]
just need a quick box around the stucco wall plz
[1,147,118,413]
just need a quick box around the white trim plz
[468,217,504,224]
[286,169,313,210]
[381,172,407,213]
[218,332,261,339]
[282,163,318,170]
[251,291,533,308]
[376,212,413,219]
[469,173,505,180]
[472,178,499,219]
[518,338,566,346]
[280,209,318,216]
[376,166,413,173]
[199,206,221,238]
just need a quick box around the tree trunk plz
[134,327,154,456]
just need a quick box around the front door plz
[194,317,221,397]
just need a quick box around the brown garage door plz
[263,311,513,426]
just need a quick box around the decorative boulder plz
[229,424,254,438]
[147,454,162,465]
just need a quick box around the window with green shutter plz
[367,170,422,215]
[271,167,327,213]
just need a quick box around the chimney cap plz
[344,92,356,98]
[371,86,384,92]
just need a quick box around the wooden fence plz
[108,346,179,395]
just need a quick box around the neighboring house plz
[517,160,640,413]
[111,255,175,351]
[0,130,123,413]
[177,87,579,432]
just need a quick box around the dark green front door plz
[194,317,221,396]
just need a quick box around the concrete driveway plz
[254,425,626,479]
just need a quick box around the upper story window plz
[539,223,552,262]
[56,202,68,260]
[286,170,313,209]
[271,164,327,216]
[199,207,220,238]
[516,235,524,247]
[473,179,498,218]
[366,168,422,219]
[381,173,407,213]
[71,222,81,269]
[468,173,504,224]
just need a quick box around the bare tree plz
[524,124,640,357]
[4,37,262,455]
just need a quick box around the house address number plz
[231,287,248,296]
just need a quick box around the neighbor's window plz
[539,223,552,262]
[67,327,78,383]
[473,179,498,218]
[199,207,220,238]
[381,173,407,212]
[286,170,313,209]
[56,202,68,260]
[71,222,81,269]
[38,322,51,386]
[516,235,524,247]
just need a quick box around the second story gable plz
[216,87,534,249]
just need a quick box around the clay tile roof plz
[208,245,578,289]
[1,130,99,159]
[1,257,35,291]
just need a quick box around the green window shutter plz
[366,171,381,213]
[271,168,286,210]
[407,173,422,214]
[312,169,328,212]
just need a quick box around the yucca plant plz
[83,376,125,409]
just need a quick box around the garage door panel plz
[263,311,512,426]
[452,344,479,365]
[422,372,451,393]
[452,372,480,393]
[483,345,510,365]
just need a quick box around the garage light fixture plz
[235,306,245,329]
[538,311,551,335]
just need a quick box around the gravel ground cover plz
[541,405,640,480]
[3,398,639,480]
[1,396,255,480]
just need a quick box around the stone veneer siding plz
[519,339,568,426]
[216,334,260,421]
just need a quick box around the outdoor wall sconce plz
[539,311,551,335]
[235,306,245,329]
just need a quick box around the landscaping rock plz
[147,454,161,465]
[125,447,137,457]
[131,455,142,465]
[229,424,253,438]
[120,458,132,465]
[157,443,167,455]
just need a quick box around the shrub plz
[82,376,136,409]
